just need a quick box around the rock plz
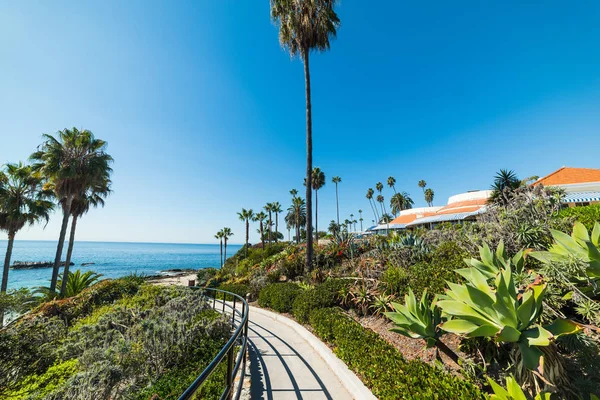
[11,261,74,270]
[81,262,95,266]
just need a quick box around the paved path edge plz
[249,305,377,400]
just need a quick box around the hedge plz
[292,278,349,323]
[309,308,483,400]
[559,204,600,231]
[257,283,302,313]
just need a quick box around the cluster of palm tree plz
[214,227,233,268]
[418,180,435,207]
[0,128,113,301]
[366,176,414,225]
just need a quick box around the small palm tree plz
[418,180,427,193]
[222,227,233,264]
[290,188,298,198]
[306,167,326,243]
[332,176,341,224]
[366,188,379,222]
[286,198,305,244]
[424,188,435,207]
[271,0,340,272]
[253,212,267,248]
[237,208,254,256]
[30,128,113,293]
[490,169,521,204]
[264,203,273,245]
[57,270,101,298]
[215,231,224,267]
[272,202,282,243]
[60,177,111,296]
[376,182,384,193]
[387,176,397,194]
[0,163,54,305]
[391,192,415,214]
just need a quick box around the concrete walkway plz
[247,307,354,400]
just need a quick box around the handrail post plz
[226,345,234,399]
[232,297,237,326]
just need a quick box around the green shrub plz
[559,204,600,231]
[292,284,336,323]
[381,265,409,296]
[215,283,249,301]
[258,283,301,313]
[308,308,483,399]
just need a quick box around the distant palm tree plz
[328,220,339,235]
[358,210,363,231]
[271,0,340,272]
[222,227,233,264]
[60,177,111,297]
[215,231,224,268]
[353,219,357,232]
[30,128,113,293]
[376,182,384,194]
[366,188,379,222]
[380,213,393,223]
[272,202,282,243]
[286,198,306,244]
[424,188,435,207]
[376,194,387,220]
[310,167,326,243]
[418,180,427,193]
[344,218,351,231]
[0,163,54,305]
[237,208,254,256]
[391,192,415,215]
[290,188,298,198]
[332,176,341,224]
[264,203,274,245]
[387,176,397,193]
[253,212,267,248]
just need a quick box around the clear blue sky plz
[1,1,599,244]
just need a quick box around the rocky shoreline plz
[10,261,75,270]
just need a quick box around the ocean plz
[0,240,242,290]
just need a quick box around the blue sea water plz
[0,240,241,290]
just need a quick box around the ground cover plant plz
[0,278,231,400]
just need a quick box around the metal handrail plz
[179,287,249,400]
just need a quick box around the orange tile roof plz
[390,211,438,225]
[437,205,483,215]
[435,198,488,215]
[535,167,600,186]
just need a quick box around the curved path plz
[247,306,355,400]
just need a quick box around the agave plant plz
[370,293,394,316]
[466,240,528,278]
[350,284,375,315]
[385,288,459,363]
[531,221,600,279]
[438,264,580,370]
[488,376,551,400]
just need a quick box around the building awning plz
[563,191,600,203]
[372,223,406,231]
[406,209,485,227]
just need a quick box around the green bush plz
[559,204,600,231]
[381,265,409,296]
[258,283,301,313]
[215,283,249,301]
[293,286,335,323]
[309,308,483,399]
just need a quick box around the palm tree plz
[352,219,357,232]
[328,220,339,235]
[30,128,113,293]
[390,192,415,215]
[253,212,267,248]
[264,203,273,245]
[424,188,435,207]
[0,163,54,314]
[344,219,351,231]
[271,0,340,272]
[272,202,282,243]
[376,194,386,220]
[222,227,233,264]
[418,180,427,193]
[366,188,379,222]
[387,176,397,194]
[332,176,341,224]
[215,231,224,268]
[287,197,306,244]
[380,213,393,223]
[237,208,254,256]
[290,188,298,198]
[60,177,111,297]
[358,209,363,230]
[308,167,325,244]
[376,182,384,194]
[490,169,521,204]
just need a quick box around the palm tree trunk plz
[335,183,340,225]
[275,213,279,243]
[2,231,15,293]
[224,239,227,264]
[60,215,78,297]
[219,239,223,268]
[245,219,249,257]
[50,197,73,293]
[303,48,314,273]
[260,223,265,248]
[314,189,319,244]
[370,199,379,222]
[268,212,272,245]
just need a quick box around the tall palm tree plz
[387,176,397,194]
[264,203,273,245]
[424,188,435,207]
[237,208,254,256]
[376,182,384,194]
[391,192,415,214]
[271,0,340,272]
[60,177,111,297]
[332,176,341,224]
[358,209,363,231]
[272,202,282,243]
[30,128,113,293]
[366,188,379,222]
[344,219,351,231]
[215,231,224,268]
[0,163,54,301]
[222,227,233,264]
[418,180,427,193]
[253,212,267,248]
[376,194,387,221]
[310,167,325,243]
